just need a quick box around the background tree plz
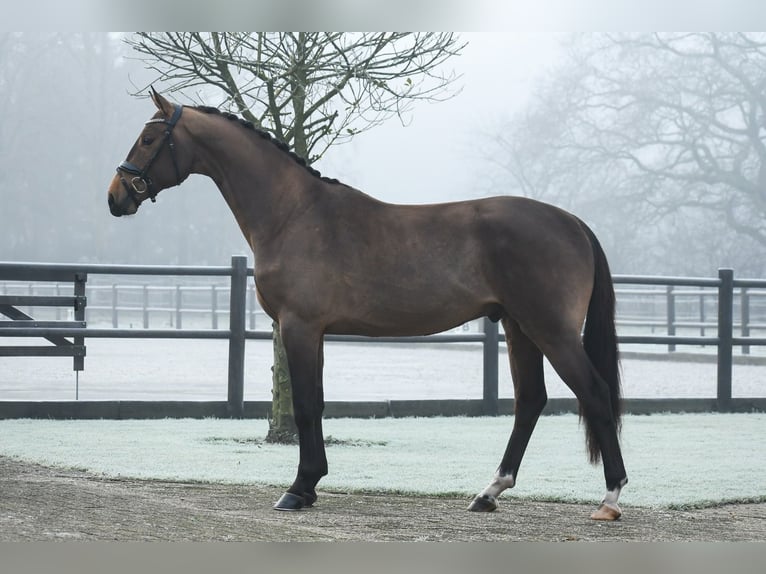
[490,32,766,276]
[1,33,135,262]
[0,32,249,267]
[126,32,465,441]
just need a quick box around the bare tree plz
[125,32,465,441]
[572,33,766,241]
[491,32,766,274]
[127,33,463,162]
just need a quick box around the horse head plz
[107,88,191,216]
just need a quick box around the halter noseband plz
[116,104,183,206]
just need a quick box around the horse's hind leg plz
[542,337,627,520]
[469,318,546,512]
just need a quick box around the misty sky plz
[0,32,566,267]
[315,33,563,204]
[4,30,763,275]
[110,32,562,206]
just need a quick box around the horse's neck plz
[188,115,314,249]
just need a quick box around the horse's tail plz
[581,222,622,465]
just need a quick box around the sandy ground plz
[1,456,764,542]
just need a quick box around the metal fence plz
[2,257,766,418]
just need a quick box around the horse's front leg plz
[272,319,327,511]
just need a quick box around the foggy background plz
[1,32,764,277]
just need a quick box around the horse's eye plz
[141,136,154,145]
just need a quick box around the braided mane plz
[191,105,341,185]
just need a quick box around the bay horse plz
[107,89,628,521]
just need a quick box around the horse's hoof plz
[590,502,622,521]
[467,494,498,512]
[273,492,307,511]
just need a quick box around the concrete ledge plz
[1,398,764,420]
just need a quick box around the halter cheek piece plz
[116,104,183,207]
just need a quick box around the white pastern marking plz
[479,470,516,499]
[602,478,627,506]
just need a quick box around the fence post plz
[666,285,676,352]
[56,283,61,321]
[741,287,750,355]
[717,268,734,411]
[73,273,87,374]
[111,284,118,328]
[482,317,499,416]
[142,285,149,329]
[175,286,182,329]
[227,255,248,418]
[211,286,218,329]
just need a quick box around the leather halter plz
[116,104,183,207]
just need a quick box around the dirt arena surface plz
[1,456,764,541]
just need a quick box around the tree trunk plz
[266,35,309,444]
[265,320,298,443]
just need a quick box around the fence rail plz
[6,272,766,345]
[2,257,766,419]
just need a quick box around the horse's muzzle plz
[109,193,138,217]
[108,193,128,217]
[108,171,142,216]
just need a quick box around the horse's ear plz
[149,86,174,117]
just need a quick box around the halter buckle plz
[131,177,149,194]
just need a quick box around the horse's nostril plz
[108,193,124,217]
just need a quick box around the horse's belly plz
[326,298,489,337]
